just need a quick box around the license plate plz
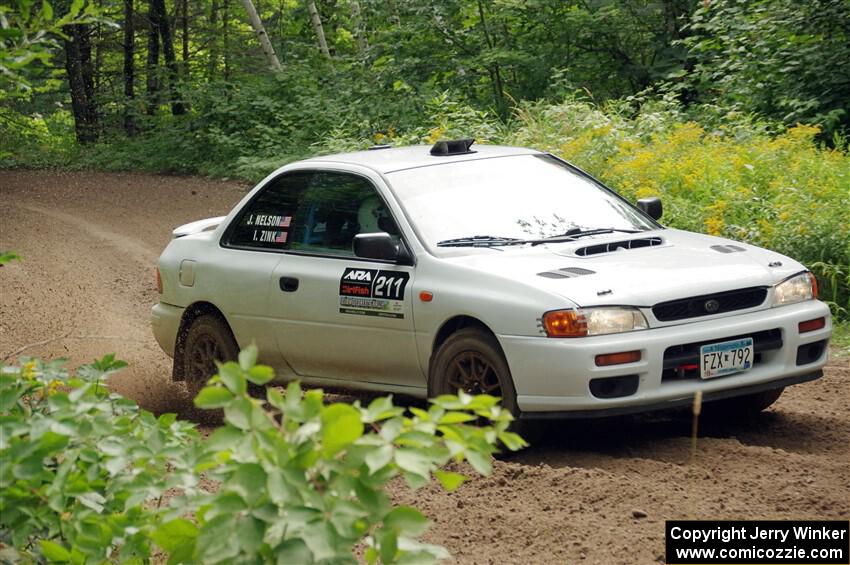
[700,337,754,379]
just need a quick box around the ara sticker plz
[339,268,410,319]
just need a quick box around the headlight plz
[772,272,818,306]
[543,307,648,337]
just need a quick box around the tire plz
[706,387,784,418]
[428,327,520,419]
[181,314,239,401]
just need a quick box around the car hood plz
[441,229,804,308]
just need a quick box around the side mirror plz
[353,232,412,264]
[637,197,663,221]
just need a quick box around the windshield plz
[386,154,657,250]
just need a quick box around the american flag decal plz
[279,216,292,227]
[275,231,287,243]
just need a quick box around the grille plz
[652,287,767,322]
[574,237,663,256]
[662,328,782,382]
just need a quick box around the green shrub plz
[0,346,524,563]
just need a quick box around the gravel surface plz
[2,170,848,564]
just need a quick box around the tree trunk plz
[151,0,185,114]
[181,0,189,73]
[476,0,506,119]
[306,0,331,59]
[146,0,161,114]
[123,0,136,135]
[208,0,218,80]
[223,0,230,82]
[240,0,282,70]
[349,0,368,54]
[64,24,99,144]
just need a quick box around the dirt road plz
[2,170,848,564]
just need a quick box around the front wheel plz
[181,314,239,400]
[428,327,520,418]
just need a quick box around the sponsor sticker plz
[247,213,292,245]
[339,268,410,319]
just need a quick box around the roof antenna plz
[430,138,476,156]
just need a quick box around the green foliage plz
[0,346,525,563]
[0,251,21,266]
[673,0,850,139]
[0,0,99,94]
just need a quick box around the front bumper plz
[499,300,832,415]
[151,302,184,357]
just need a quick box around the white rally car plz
[152,140,832,419]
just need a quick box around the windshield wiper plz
[529,228,641,246]
[437,235,526,247]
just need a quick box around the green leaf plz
[39,540,70,562]
[275,538,313,565]
[497,430,528,451]
[217,362,246,395]
[267,386,285,410]
[246,365,274,385]
[365,444,393,474]
[384,506,429,536]
[194,386,233,408]
[226,463,266,506]
[379,528,398,564]
[438,411,476,424]
[321,403,363,457]
[224,397,254,430]
[152,518,198,564]
[433,470,466,492]
[465,450,492,476]
[394,449,431,478]
[238,344,258,370]
[158,413,178,426]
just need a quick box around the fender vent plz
[711,244,746,253]
[538,267,596,279]
[575,237,663,257]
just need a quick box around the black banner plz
[666,520,849,564]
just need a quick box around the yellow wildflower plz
[704,217,725,236]
[22,361,37,380]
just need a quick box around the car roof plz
[304,144,542,174]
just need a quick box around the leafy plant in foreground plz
[0,346,525,563]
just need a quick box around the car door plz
[264,169,422,388]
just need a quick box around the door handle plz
[279,276,299,292]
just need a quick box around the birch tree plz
[306,0,330,59]
[241,0,282,70]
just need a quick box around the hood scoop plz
[575,237,663,257]
[538,267,596,279]
[711,244,746,253]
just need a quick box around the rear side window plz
[226,170,398,257]
[227,172,312,250]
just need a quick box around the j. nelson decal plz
[339,268,410,319]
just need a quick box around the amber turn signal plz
[542,310,587,337]
[809,272,819,299]
[798,317,825,333]
[595,350,641,366]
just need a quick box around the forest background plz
[2,0,849,325]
